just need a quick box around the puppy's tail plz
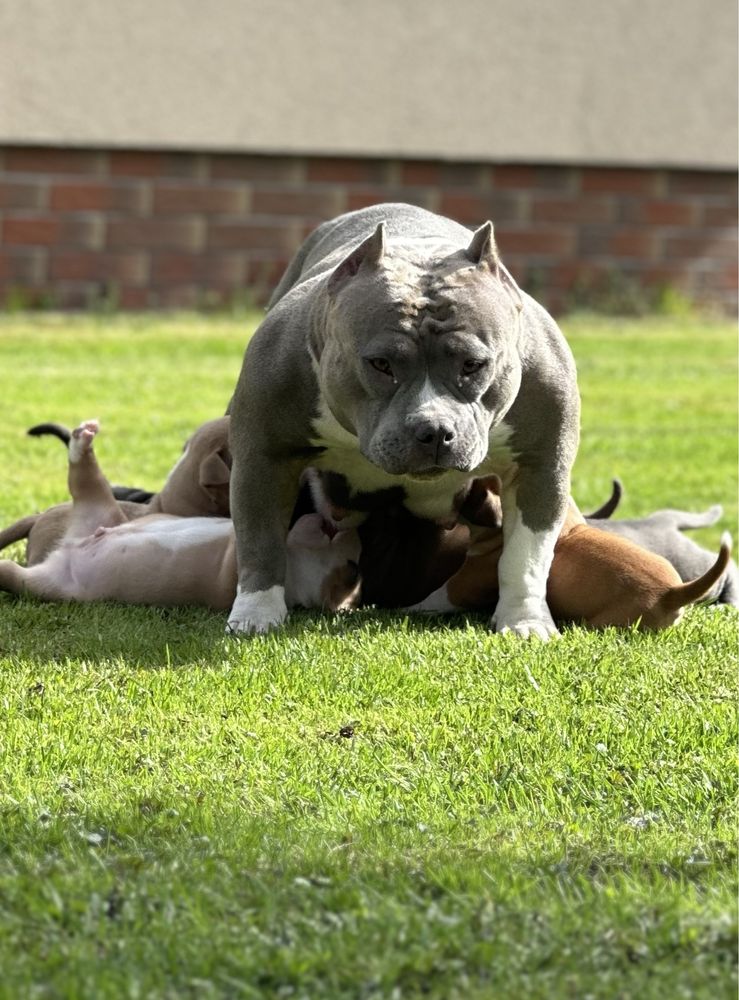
[27,422,72,447]
[0,514,39,553]
[671,504,723,531]
[585,478,623,520]
[660,532,732,613]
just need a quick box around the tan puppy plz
[0,417,231,565]
[0,421,360,613]
[409,477,731,630]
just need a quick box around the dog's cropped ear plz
[328,223,386,296]
[199,449,231,488]
[465,222,523,312]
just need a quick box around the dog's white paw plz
[69,420,100,462]
[226,586,288,635]
[492,598,559,640]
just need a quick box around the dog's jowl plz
[227,203,580,637]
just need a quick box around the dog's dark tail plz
[585,479,623,519]
[27,422,72,447]
[660,533,732,613]
[0,514,39,553]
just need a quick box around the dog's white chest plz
[309,405,516,521]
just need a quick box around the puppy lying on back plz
[0,417,232,565]
[0,421,360,614]
[407,477,731,630]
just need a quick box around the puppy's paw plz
[69,420,100,462]
[226,586,288,635]
[491,598,559,640]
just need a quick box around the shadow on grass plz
[0,593,490,669]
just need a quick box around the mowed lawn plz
[0,312,736,999]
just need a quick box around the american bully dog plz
[0,417,232,565]
[583,480,739,607]
[0,422,360,613]
[406,477,732,630]
[227,203,580,638]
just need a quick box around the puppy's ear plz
[321,561,362,611]
[328,223,386,296]
[199,449,231,488]
[465,222,523,312]
[458,475,503,528]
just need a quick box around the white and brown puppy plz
[0,422,360,614]
[0,417,232,566]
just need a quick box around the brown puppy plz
[0,417,231,565]
[408,477,731,630]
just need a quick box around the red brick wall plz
[0,146,736,314]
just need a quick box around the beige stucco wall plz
[0,0,736,168]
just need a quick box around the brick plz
[108,151,167,177]
[492,165,538,189]
[661,233,737,260]
[118,287,151,309]
[3,217,60,245]
[0,180,48,210]
[4,147,103,175]
[345,188,436,214]
[306,158,390,184]
[210,154,303,183]
[49,250,147,283]
[251,188,342,218]
[107,218,205,250]
[438,193,491,224]
[495,227,574,257]
[438,163,485,188]
[532,195,614,224]
[49,180,148,213]
[0,248,46,282]
[58,216,106,249]
[668,171,738,197]
[607,230,657,258]
[152,182,248,215]
[151,252,244,284]
[207,221,299,251]
[581,168,660,195]
[400,161,441,186]
[702,202,738,227]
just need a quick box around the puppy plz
[408,477,732,630]
[0,417,232,565]
[584,480,738,607]
[0,421,360,614]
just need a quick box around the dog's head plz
[316,222,523,479]
[157,417,232,517]
[285,513,362,612]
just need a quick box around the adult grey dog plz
[227,203,580,638]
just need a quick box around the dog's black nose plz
[413,420,456,460]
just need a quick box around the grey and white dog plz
[227,204,580,637]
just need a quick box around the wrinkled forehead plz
[345,245,516,340]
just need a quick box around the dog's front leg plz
[226,451,306,635]
[492,467,569,640]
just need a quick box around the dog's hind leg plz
[65,421,126,541]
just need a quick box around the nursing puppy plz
[228,203,579,639]
[0,422,360,614]
[408,477,732,630]
[0,417,232,565]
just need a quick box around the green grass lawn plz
[0,312,736,999]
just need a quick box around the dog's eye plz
[368,357,393,377]
[461,359,486,376]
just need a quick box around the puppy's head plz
[158,417,232,517]
[286,513,362,611]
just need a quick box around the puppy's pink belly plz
[61,534,235,608]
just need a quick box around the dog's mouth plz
[406,468,448,482]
